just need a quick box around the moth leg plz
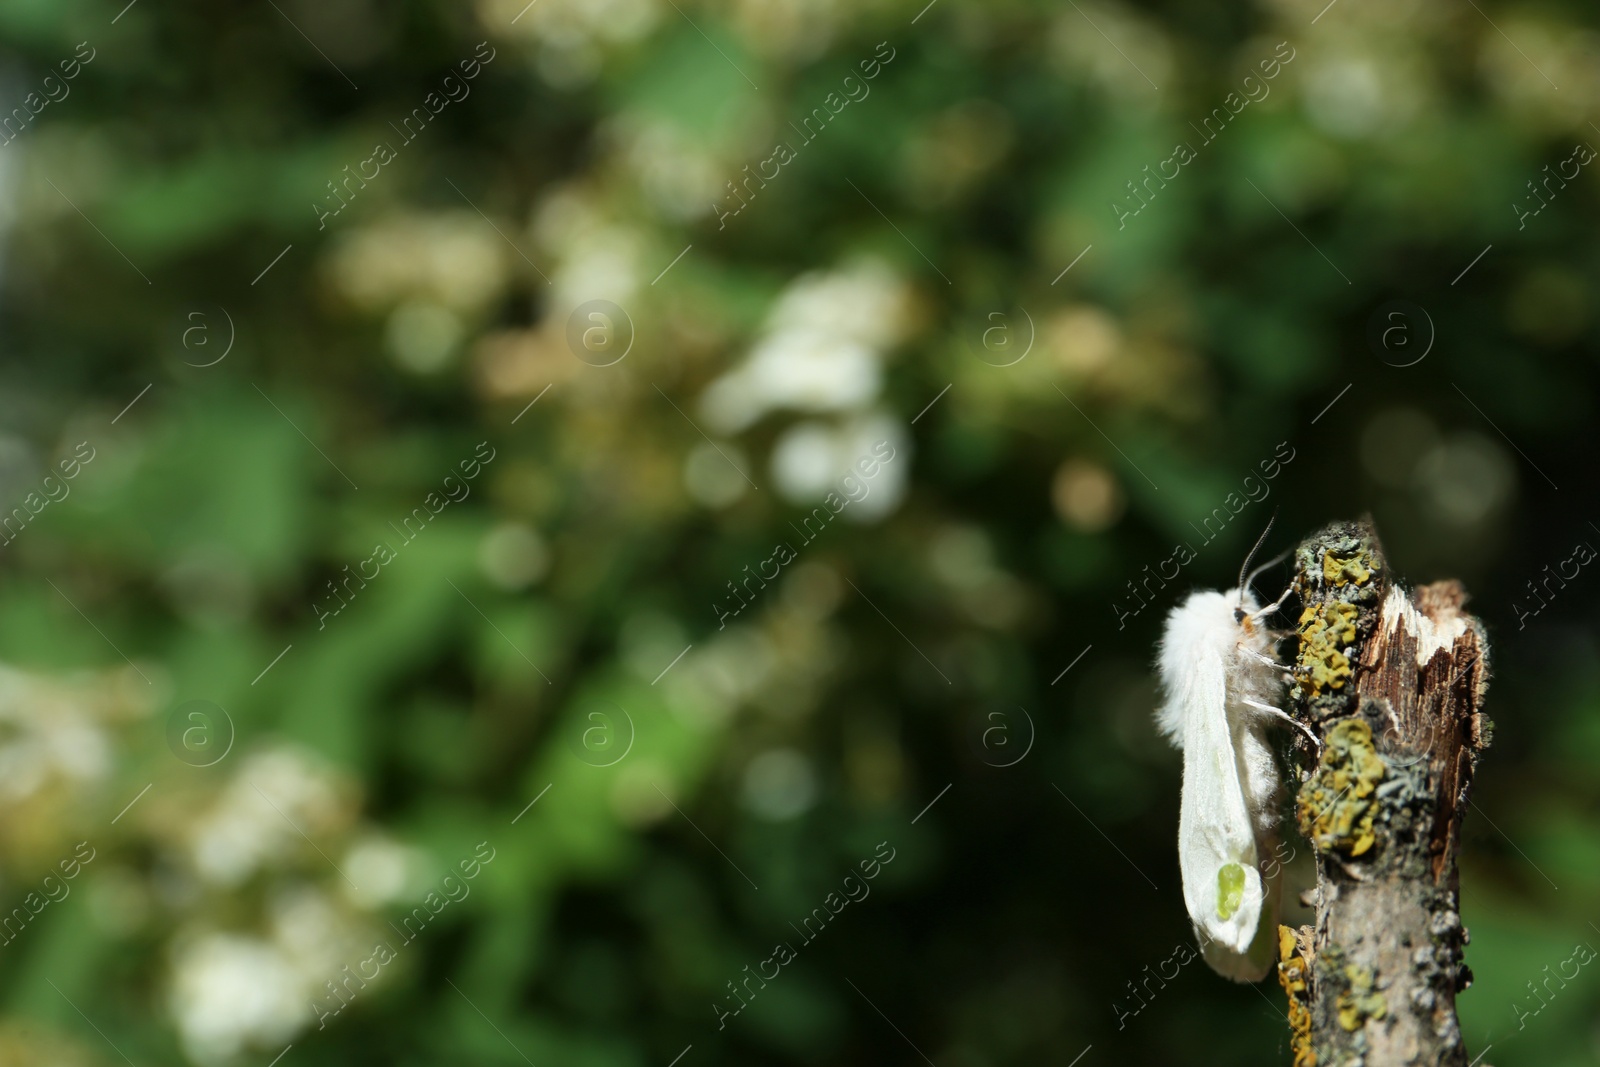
[1240,698,1321,751]
[1238,646,1311,681]
[1238,646,1276,668]
[1248,583,1295,622]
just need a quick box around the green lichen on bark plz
[1310,943,1370,1067]
[1291,525,1384,719]
[1362,710,1435,882]
[1278,926,1316,1067]
[1336,962,1388,1032]
[1323,547,1378,588]
[1306,947,1393,1067]
[1298,600,1359,696]
[1287,520,1490,1067]
[1297,718,1386,856]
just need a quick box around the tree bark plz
[1277,519,1493,1067]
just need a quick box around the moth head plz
[1227,586,1260,630]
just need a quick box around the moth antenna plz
[1244,549,1292,592]
[1236,510,1280,604]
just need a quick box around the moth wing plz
[1200,902,1277,982]
[1174,648,1270,978]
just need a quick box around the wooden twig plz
[1279,519,1492,1067]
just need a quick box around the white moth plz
[1155,535,1315,981]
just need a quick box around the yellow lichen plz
[1323,549,1377,588]
[1336,962,1388,1031]
[1297,600,1359,696]
[1277,926,1316,1067]
[1297,719,1386,856]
